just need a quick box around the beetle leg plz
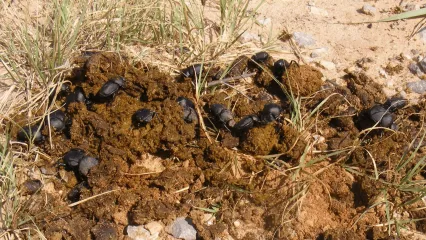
[288,60,300,68]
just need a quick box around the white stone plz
[203,214,215,226]
[127,225,151,240]
[311,47,328,58]
[407,80,426,94]
[171,217,197,240]
[145,221,164,238]
[361,4,376,16]
[293,32,316,48]
[239,32,260,43]
[257,17,271,26]
[318,60,336,70]
[233,220,241,228]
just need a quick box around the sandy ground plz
[239,0,426,101]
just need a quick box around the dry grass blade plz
[68,189,120,207]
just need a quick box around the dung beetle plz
[273,59,289,77]
[96,76,125,101]
[177,97,195,109]
[234,115,260,131]
[261,103,282,123]
[78,156,99,176]
[132,109,156,127]
[46,110,67,131]
[63,148,86,169]
[17,124,45,143]
[64,86,89,109]
[251,51,269,63]
[182,64,203,78]
[210,104,235,127]
[383,97,407,112]
[368,105,394,128]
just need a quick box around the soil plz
[16,50,426,239]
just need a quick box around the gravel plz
[171,217,197,240]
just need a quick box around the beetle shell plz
[383,97,407,112]
[210,104,234,124]
[182,64,203,78]
[368,105,394,127]
[251,51,269,63]
[273,59,289,76]
[234,115,260,131]
[65,87,87,108]
[183,107,198,123]
[17,125,45,143]
[261,103,282,123]
[177,97,195,109]
[79,156,99,176]
[97,77,125,98]
[63,148,86,168]
[133,109,156,126]
[47,110,66,131]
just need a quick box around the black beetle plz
[251,51,269,63]
[383,97,407,112]
[17,124,45,143]
[63,148,86,168]
[234,115,260,131]
[368,105,394,128]
[273,59,289,77]
[46,110,67,131]
[133,109,156,127]
[261,103,282,123]
[64,86,88,109]
[182,64,203,78]
[210,104,235,127]
[68,181,87,202]
[177,97,195,109]
[78,156,99,176]
[96,76,125,101]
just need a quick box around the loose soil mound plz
[17,52,426,239]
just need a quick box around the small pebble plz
[145,221,163,237]
[23,179,42,195]
[233,220,241,228]
[418,57,426,73]
[257,17,271,26]
[418,28,426,43]
[171,217,197,240]
[293,32,316,48]
[317,60,336,70]
[408,62,424,77]
[126,225,151,240]
[360,4,376,16]
[311,47,328,58]
[78,156,99,176]
[239,32,260,43]
[407,80,426,94]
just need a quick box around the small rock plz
[145,221,163,238]
[127,225,151,240]
[379,68,388,78]
[418,57,426,73]
[23,179,42,195]
[418,28,426,43]
[171,217,197,240]
[233,220,241,228]
[408,62,424,77]
[293,32,316,48]
[239,32,260,43]
[257,17,271,26]
[360,4,376,16]
[311,47,328,58]
[317,60,336,70]
[203,214,215,226]
[407,80,426,94]
[309,6,328,16]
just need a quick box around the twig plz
[207,72,256,87]
[68,189,120,207]
[194,102,212,144]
